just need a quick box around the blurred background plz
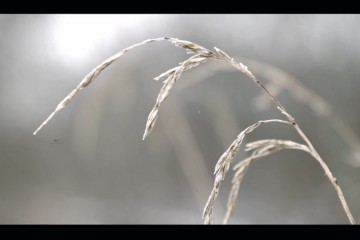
[0,14,359,224]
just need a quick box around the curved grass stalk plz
[33,37,355,224]
[179,57,360,167]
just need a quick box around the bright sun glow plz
[50,15,153,64]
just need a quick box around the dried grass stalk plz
[34,37,356,224]
[202,119,292,224]
[180,57,360,167]
[33,37,208,136]
[223,139,311,224]
[143,53,209,139]
[245,58,360,166]
[34,37,167,135]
